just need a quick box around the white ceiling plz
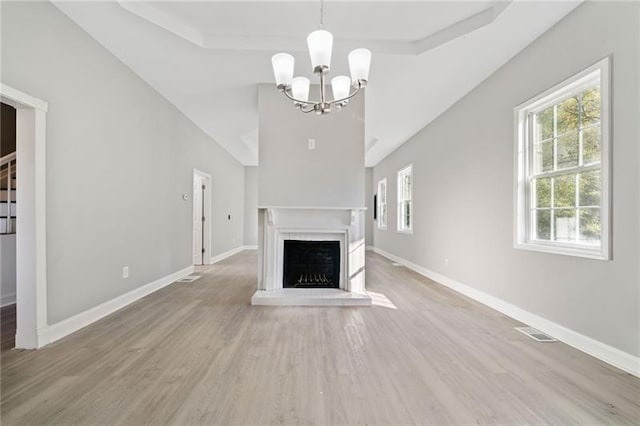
[52,1,581,166]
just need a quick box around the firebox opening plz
[283,240,340,289]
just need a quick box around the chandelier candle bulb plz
[348,48,372,86]
[271,53,295,88]
[291,77,310,102]
[307,30,333,73]
[331,76,351,102]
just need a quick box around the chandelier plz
[270,0,371,115]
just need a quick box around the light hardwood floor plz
[1,251,639,425]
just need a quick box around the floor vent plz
[177,275,201,283]
[516,326,557,342]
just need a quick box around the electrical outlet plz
[122,266,129,279]
[308,138,316,150]
[444,258,449,267]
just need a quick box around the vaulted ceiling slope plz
[52,1,581,166]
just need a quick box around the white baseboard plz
[1,292,16,307]
[242,245,258,250]
[365,245,375,251]
[372,247,640,378]
[45,265,194,345]
[209,246,245,264]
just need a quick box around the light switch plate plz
[308,138,315,150]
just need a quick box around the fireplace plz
[283,240,340,289]
[252,207,371,306]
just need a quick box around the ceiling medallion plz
[270,0,371,115]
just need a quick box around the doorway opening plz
[1,102,17,351]
[192,169,211,266]
[0,83,48,349]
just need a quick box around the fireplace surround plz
[251,206,372,306]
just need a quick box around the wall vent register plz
[515,326,557,342]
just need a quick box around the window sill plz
[397,229,413,235]
[514,241,609,260]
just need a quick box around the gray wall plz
[372,1,639,357]
[258,84,365,208]
[243,166,258,246]
[1,1,245,324]
[245,167,372,247]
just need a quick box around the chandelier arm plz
[281,88,317,106]
[282,83,364,106]
[327,83,363,106]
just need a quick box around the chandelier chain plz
[319,0,324,29]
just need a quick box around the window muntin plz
[515,58,610,259]
[377,178,387,230]
[397,165,413,233]
[530,83,602,246]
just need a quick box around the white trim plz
[116,0,511,55]
[514,59,608,112]
[242,245,258,250]
[514,57,611,260]
[365,245,375,251]
[377,178,387,230]
[397,163,413,233]
[0,83,48,112]
[1,293,16,308]
[45,265,194,345]
[251,288,371,306]
[372,247,640,378]
[1,83,48,349]
[209,246,245,264]
[512,240,607,260]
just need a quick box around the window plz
[397,165,413,233]
[515,58,610,259]
[377,178,387,230]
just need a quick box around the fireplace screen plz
[283,240,340,289]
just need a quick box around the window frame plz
[377,178,387,230]
[514,57,611,260]
[397,164,413,234]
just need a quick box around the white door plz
[192,175,204,265]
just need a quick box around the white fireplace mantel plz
[252,206,371,306]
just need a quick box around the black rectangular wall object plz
[373,194,377,220]
[283,240,340,289]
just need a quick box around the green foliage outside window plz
[531,85,602,244]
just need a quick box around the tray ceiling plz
[52,1,582,166]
